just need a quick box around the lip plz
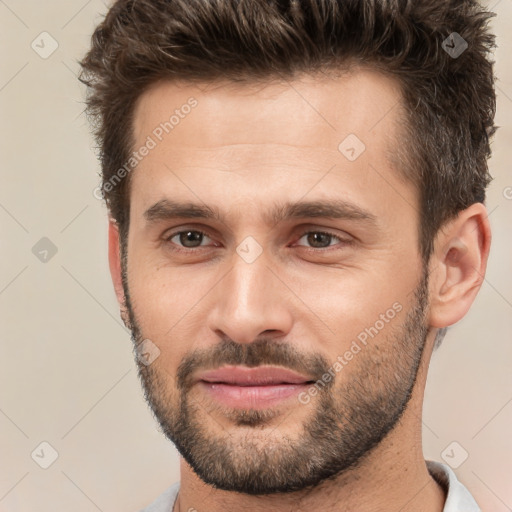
[197,365,314,386]
[196,366,315,409]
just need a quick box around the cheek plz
[130,274,183,332]
[126,254,216,358]
[286,256,421,359]
[293,255,412,309]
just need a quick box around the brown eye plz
[296,231,343,249]
[167,230,212,249]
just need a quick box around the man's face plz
[119,69,431,494]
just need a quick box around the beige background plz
[0,1,511,510]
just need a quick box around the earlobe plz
[428,203,491,329]
[108,219,130,327]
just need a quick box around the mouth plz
[195,365,316,409]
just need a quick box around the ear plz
[428,203,492,328]
[108,219,130,328]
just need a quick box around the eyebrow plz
[144,198,378,228]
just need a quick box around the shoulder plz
[139,481,180,512]
[426,460,481,512]
[140,467,482,512]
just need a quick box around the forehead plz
[133,67,403,155]
[128,68,414,228]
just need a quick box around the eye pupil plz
[180,230,203,247]
[307,232,331,248]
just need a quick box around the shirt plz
[140,460,481,512]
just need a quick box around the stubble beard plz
[122,252,430,495]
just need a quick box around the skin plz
[108,68,491,511]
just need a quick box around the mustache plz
[174,337,332,392]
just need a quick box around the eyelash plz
[163,228,351,252]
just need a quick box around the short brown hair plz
[80,0,496,264]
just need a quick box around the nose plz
[207,252,294,344]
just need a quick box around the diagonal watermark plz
[472,471,511,509]
[0,62,29,92]
[0,0,28,28]
[472,395,512,439]
[0,472,29,502]
[0,407,29,439]
[0,265,28,296]
[61,265,128,331]
[60,205,89,233]
[61,470,104,511]
[0,201,29,233]
[61,368,131,439]
[61,0,92,29]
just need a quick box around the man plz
[80,1,496,510]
